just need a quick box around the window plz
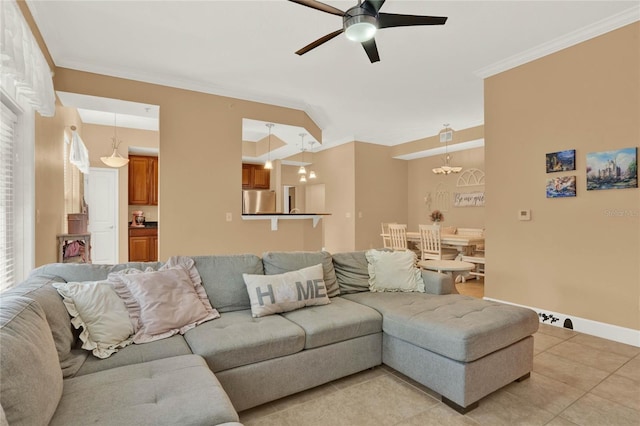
[0,102,17,290]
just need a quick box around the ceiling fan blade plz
[361,38,380,63]
[287,0,345,17]
[296,29,344,56]
[378,13,447,29]
[362,0,386,14]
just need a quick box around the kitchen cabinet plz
[129,227,158,262]
[242,163,270,189]
[129,155,158,205]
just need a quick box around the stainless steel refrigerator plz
[242,190,277,214]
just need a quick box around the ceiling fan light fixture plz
[344,15,377,42]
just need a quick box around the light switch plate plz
[518,209,531,221]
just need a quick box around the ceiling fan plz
[288,0,447,63]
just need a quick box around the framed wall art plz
[546,149,576,173]
[546,176,576,198]
[586,147,637,191]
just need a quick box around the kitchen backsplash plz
[128,205,159,222]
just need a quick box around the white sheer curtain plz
[1,0,55,116]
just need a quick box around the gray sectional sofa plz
[0,251,539,425]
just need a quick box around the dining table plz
[380,231,484,256]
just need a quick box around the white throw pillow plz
[365,249,425,293]
[243,263,330,318]
[54,281,133,358]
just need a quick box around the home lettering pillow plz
[243,263,330,318]
[365,249,425,293]
[53,281,133,358]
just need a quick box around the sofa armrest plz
[421,270,457,295]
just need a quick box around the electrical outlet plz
[345,212,351,219]
[226,212,232,222]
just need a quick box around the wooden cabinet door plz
[129,155,150,205]
[149,157,159,205]
[242,164,252,189]
[150,236,158,261]
[253,167,270,189]
[129,236,151,262]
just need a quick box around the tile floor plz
[239,281,640,425]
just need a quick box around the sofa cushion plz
[184,309,305,372]
[192,254,263,313]
[75,334,193,376]
[243,263,330,318]
[111,266,219,343]
[0,295,63,425]
[262,251,340,297]
[29,262,162,283]
[365,249,425,293]
[343,292,539,362]
[282,297,382,349]
[1,275,87,377]
[332,251,370,294]
[53,281,133,359]
[49,355,239,426]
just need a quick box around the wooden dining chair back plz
[381,222,397,249]
[388,224,408,251]
[418,224,458,261]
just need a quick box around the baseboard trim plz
[483,297,640,348]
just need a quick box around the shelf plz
[241,214,329,231]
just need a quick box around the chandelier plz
[432,124,462,175]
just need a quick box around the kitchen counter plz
[242,214,330,231]
[128,221,158,229]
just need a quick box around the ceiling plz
[28,1,639,152]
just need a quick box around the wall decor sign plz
[586,147,638,191]
[453,192,485,207]
[546,176,577,198]
[546,149,576,173]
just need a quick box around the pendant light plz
[308,141,317,179]
[432,124,462,175]
[100,114,129,168]
[264,123,274,170]
[298,133,307,175]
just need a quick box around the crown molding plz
[475,5,640,79]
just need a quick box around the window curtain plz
[1,0,55,117]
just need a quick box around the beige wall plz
[34,105,81,265]
[485,23,640,330]
[81,124,159,262]
[354,142,408,250]
[408,147,486,230]
[51,68,322,259]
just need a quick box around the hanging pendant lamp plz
[308,141,317,179]
[100,114,129,168]
[264,123,274,170]
[298,133,307,175]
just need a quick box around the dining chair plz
[380,222,397,249]
[418,224,459,261]
[458,228,485,281]
[387,224,409,251]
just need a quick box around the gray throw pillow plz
[332,251,370,294]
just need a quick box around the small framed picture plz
[586,147,638,191]
[546,176,577,198]
[546,149,576,173]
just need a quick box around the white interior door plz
[84,168,118,264]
